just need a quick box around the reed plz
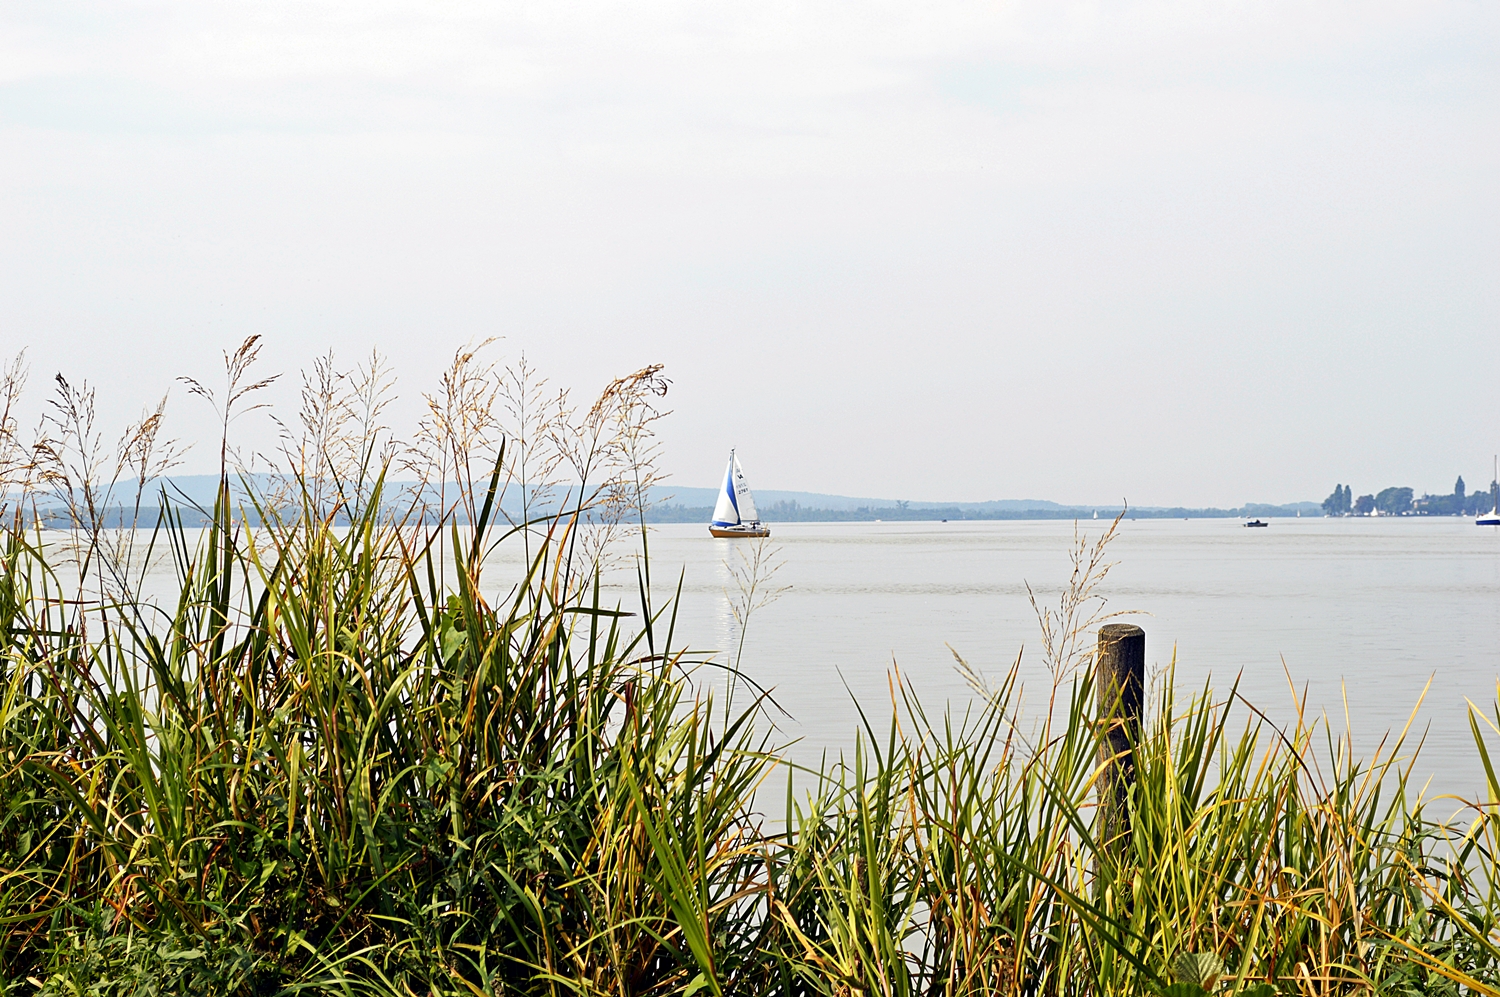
[1,342,1498,994]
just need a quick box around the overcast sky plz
[2,1,1496,506]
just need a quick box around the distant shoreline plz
[648,502,1316,524]
[20,500,1482,530]
[16,475,1324,527]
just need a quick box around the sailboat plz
[1479,455,1500,526]
[709,449,770,538]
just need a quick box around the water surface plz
[604,518,1500,802]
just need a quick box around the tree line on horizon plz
[648,499,1317,524]
[1322,476,1499,516]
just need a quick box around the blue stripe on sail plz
[725,472,739,517]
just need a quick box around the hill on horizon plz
[21,475,1318,521]
[648,486,1070,513]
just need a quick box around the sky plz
[1,1,1497,507]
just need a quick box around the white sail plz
[731,452,760,522]
[711,453,740,526]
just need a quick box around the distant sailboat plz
[1479,455,1500,527]
[709,449,770,538]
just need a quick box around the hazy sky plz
[2,1,1496,506]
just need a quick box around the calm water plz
[114,516,1500,802]
[598,518,1500,802]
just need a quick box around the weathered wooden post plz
[1096,623,1144,859]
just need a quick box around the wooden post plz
[1096,623,1144,858]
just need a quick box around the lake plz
[597,517,1500,804]
[113,514,1500,804]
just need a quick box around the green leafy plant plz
[1159,951,1276,996]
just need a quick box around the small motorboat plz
[1244,519,1269,528]
[708,449,770,538]
[1478,456,1500,526]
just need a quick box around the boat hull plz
[709,524,771,538]
[1479,515,1500,526]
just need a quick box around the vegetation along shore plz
[3,342,1500,994]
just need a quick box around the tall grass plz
[2,342,1499,994]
